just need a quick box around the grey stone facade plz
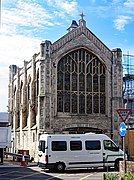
[8,17,123,160]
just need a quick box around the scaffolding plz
[123,53,134,159]
[123,53,134,116]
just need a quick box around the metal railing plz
[4,152,30,162]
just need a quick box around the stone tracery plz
[57,49,106,114]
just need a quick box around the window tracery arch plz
[57,48,106,114]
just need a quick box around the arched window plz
[35,69,39,115]
[36,69,39,96]
[57,49,106,114]
[27,75,31,100]
[20,81,23,104]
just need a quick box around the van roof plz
[39,133,110,140]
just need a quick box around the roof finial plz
[79,12,86,27]
[79,12,85,21]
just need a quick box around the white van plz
[38,133,124,172]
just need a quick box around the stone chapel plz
[8,15,123,160]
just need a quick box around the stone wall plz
[120,161,134,179]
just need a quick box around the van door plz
[68,140,103,168]
[103,140,120,167]
[38,140,47,167]
[67,140,83,167]
[85,140,103,167]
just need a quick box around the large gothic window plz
[57,49,106,114]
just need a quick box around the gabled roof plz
[52,17,112,59]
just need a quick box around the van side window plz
[103,140,119,151]
[85,140,101,150]
[52,141,67,151]
[70,141,82,151]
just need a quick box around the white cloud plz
[0,0,79,111]
[0,34,41,111]
[0,35,40,65]
[124,0,134,8]
[114,15,132,30]
[86,0,134,31]
[46,0,78,17]
[112,0,134,31]
[1,0,78,36]
[56,0,77,14]
[2,0,53,31]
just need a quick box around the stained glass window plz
[57,49,106,114]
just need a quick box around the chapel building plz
[8,15,123,160]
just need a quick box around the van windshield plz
[103,140,119,151]
[39,140,45,153]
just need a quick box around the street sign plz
[117,108,131,122]
[119,122,126,136]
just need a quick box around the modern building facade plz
[8,16,123,160]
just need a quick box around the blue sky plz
[0,0,134,112]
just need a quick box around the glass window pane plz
[85,140,101,150]
[64,93,70,112]
[65,73,70,90]
[57,92,63,112]
[79,94,85,114]
[87,94,92,114]
[38,141,45,153]
[72,94,77,113]
[58,59,64,72]
[79,73,85,91]
[100,74,105,92]
[103,140,118,151]
[93,74,98,92]
[70,141,82,151]
[93,94,99,113]
[52,141,67,151]
[72,73,77,91]
[57,72,63,90]
[86,74,92,92]
[100,94,105,114]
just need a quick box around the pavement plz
[0,156,38,167]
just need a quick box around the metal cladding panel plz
[0,127,11,148]
[0,112,9,123]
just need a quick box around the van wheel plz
[56,162,65,172]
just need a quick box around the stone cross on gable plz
[79,12,85,20]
